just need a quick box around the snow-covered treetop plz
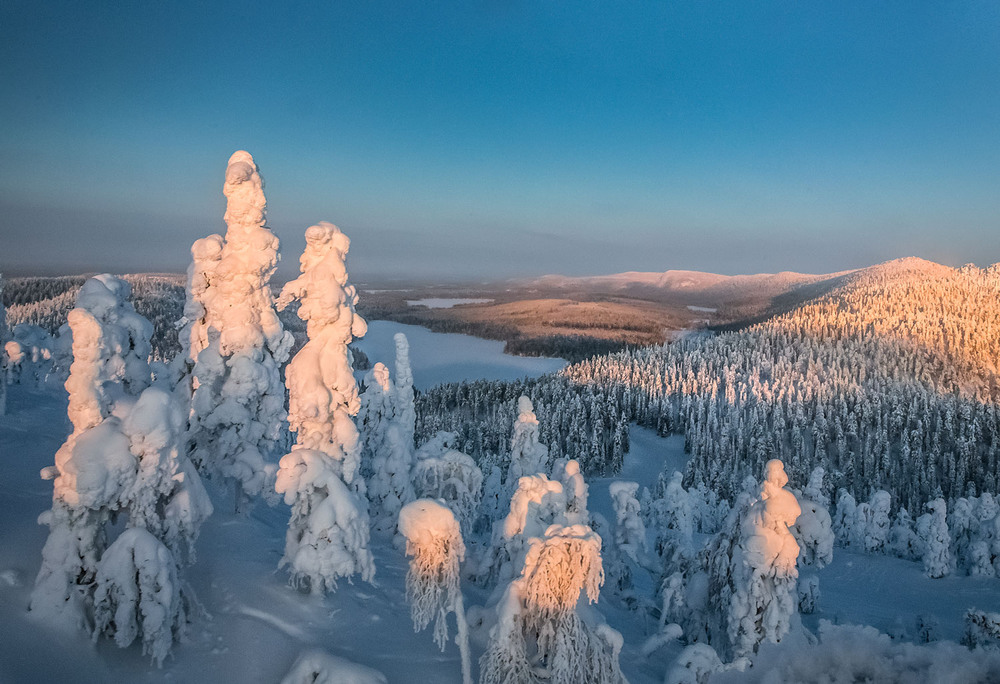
[521,523,604,609]
[65,275,153,434]
[398,498,464,555]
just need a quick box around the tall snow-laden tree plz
[705,459,801,660]
[506,396,550,485]
[398,499,472,684]
[480,524,626,684]
[366,334,417,533]
[173,234,224,398]
[274,221,375,593]
[918,498,952,578]
[186,151,294,508]
[412,432,482,534]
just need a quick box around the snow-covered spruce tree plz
[608,480,647,597]
[917,498,952,578]
[413,431,483,534]
[31,275,154,621]
[506,396,550,486]
[790,484,833,614]
[366,334,417,533]
[556,458,588,525]
[359,362,394,483]
[705,460,801,661]
[480,524,626,684]
[173,234,224,398]
[274,222,374,593]
[185,151,294,509]
[32,276,209,664]
[398,499,472,684]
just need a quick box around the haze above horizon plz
[1,1,998,280]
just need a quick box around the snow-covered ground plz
[405,298,494,309]
[353,321,565,390]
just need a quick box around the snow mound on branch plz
[280,649,387,684]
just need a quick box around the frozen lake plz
[405,297,494,308]
[353,320,566,390]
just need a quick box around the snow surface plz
[352,321,565,390]
[405,299,494,309]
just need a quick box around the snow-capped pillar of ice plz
[480,524,626,684]
[506,396,549,485]
[730,459,802,658]
[186,151,293,506]
[398,499,472,684]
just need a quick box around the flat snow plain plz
[1,321,998,683]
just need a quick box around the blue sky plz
[1,1,998,280]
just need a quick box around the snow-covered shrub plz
[185,151,294,507]
[275,449,375,593]
[398,499,471,684]
[607,480,646,598]
[857,490,892,553]
[964,610,1000,652]
[412,432,482,533]
[665,643,725,684]
[917,498,952,578]
[653,471,695,561]
[832,489,858,547]
[92,528,184,667]
[889,507,920,560]
[506,396,549,485]
[480,524,626,684]
[280,649,388,684]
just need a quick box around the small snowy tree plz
[186,151,294,508]
[398,499,472,684]
[790,487,833,615]
[917,498,952,578]
[480,524,626,684]
[556,458,588,525]
[413,432,482,534]
[506,396,549,485]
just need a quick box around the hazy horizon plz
[2,2,998,281]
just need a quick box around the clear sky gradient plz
[1,1,998,281]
